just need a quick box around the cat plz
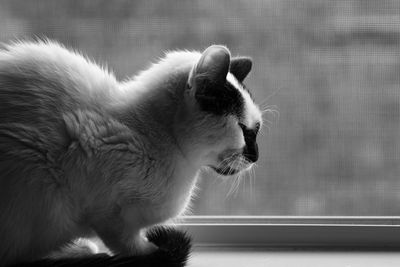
[0,40,262,266]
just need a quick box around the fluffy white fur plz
[0,40,261,266]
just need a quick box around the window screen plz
[2,0,399,216]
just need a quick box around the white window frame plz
[176,216,400,249]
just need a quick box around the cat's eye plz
[255,122,260,134]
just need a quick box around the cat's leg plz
[47,238,100,259]
[94,225,158,256]
[91,209,158,256]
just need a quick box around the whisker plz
[250,164,257,203]
[216,155,238,176]
[231,180,239,198]
[243,165,247,196]
[261,105,278,113]
[226,160,241,198]
[219,157,237,198]
[258,86,287,107]
[226,169,238,197]
[262,109,280,121]
[262,118,273,125]
[262,108,280,122]
[226,176,237,198]
[260,123,271,134]
[233,161,245,198]
[248,166,252,202]
[234,177,242,197]
[217,155,235,168]
[242,164,251,201]
[261,104,278,110]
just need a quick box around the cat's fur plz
[0,40,262,266]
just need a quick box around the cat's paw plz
[48,238,99,259]
[132,233,159,255]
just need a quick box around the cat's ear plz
[188,45,230,96]
[230,57,252,82]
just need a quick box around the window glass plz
[2,0,399,216]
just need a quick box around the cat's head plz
[180,45,262,176]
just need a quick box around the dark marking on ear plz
[196,80,244,117]
[191,46,251,118]
[230,57,252,82]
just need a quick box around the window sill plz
[189,248,400,267]
[177,216,400,249]
[179,216,400,266]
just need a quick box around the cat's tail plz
[11,227,192,267]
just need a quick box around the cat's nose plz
[243,142,258,163]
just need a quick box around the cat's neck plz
[116,50,201,108]
[111,70,202,219]
[110,52,200,165]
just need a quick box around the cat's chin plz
[209,166,241,176]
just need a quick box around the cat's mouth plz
[210,166,241,176]
[208,152,251,176]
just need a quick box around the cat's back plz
[0,41,124,264]
[0,40,119,124]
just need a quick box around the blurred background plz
[1,0,400,216]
